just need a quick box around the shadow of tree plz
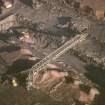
[20,0,33,8]
[0,45,20,53]
[84,64,105,87]
[7,58,37,74]
[83,64,105,105]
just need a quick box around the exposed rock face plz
[0,15,17,31]
[89,22,105,43]
[32,70,78,104]
[30,69,98,105]
[79,5,94,16]
[78,0,105,11]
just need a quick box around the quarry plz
[0,0,105,105]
